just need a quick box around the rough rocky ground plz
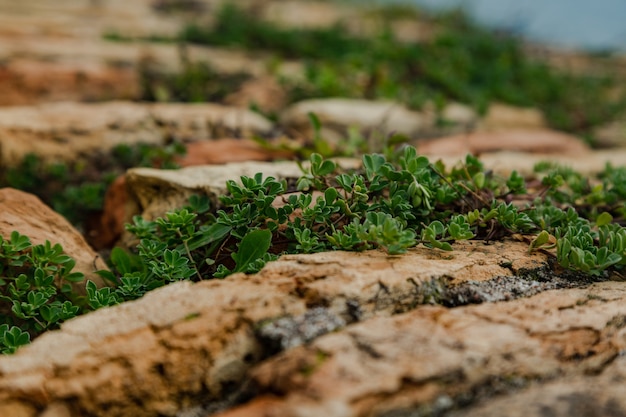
[2,1,626,417]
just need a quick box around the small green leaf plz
[110,247,132,274]
[232,229,273,273]
[473,172,486,189]
[363,154,386,180]
[325,187,338,204]
[95,269,118,285]
[436,241,453,251]
[187,194,211,213]
[310,153,322,167]
[9,231,31,252]
[320,160,336,176]
[2,326,30,353]
[63,272,85,283]
[529,230,552,252]
[308,112,322,133]
[596,212,613,227]
[429,221,445,236]
[184,223,231,252]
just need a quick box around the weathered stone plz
[0,58,139,106]
[0,0,184,41]
[0,400,37,417]
[89,175,139,250]
[0,0,182,104]
[417,129,590,156]
[149,103,273,139]
[257,307,347,351]
[479,103,547,131]
[441,102,478,127]
[217,281,626,417]
[262,1,355,30]
[451,355,626,417]
[176,139,295,167]
[592,119,626,148]
[280,98,434,138]
[0,240,570,416]
[124,159,359,222]
[223,77,288,113]
[0,39,285,106]
[0,102,158,165]
[0,102,274,166]
[0,188,108,290]
[98,143,295,248]
[40,402,72,417]
[458,149,626,177]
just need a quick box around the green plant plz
[115,147,626,278]
[0,143,185,232]
[179,3,626,138]
[111,141,186,170]
[139,58,250,103]
[5,146,626,354]
[0,231,86,353]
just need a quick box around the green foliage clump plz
[94,146,626,305]
[3,147,626,354]
[0,232,86,354]
[139,58,250,103]
[181,4,368,61]
[178,3,625,137]
[0,143,185,230]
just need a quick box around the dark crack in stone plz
[256,307,346,352]
[443,274,601,307]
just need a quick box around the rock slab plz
[218,281,626,417]
[0,239,575,417]
[0,102,273,166]
[0,188,107,289]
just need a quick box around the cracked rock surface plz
[0,102,273,166]
[0,239,593,417]
[218,281,626,417]
[2,0,626,416]
[0,188,108,290]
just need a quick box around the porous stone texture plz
[0,239,583,417]
[175,139,295,167]
[417,129,591,156]
[450,356,626,417]
[450,150,626,177]
[2,1,626,417]
[124,159,360,221]
[478,103,548,131]
[217,281,626,417]
[94,145,294,249]
[0,102,273,166]
[0,188,108,290]
[0,0,305,107]
[593,119,626,148]
[280,98,435,138]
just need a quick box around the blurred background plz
[1,0,626,243]
[380,0,626,52]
